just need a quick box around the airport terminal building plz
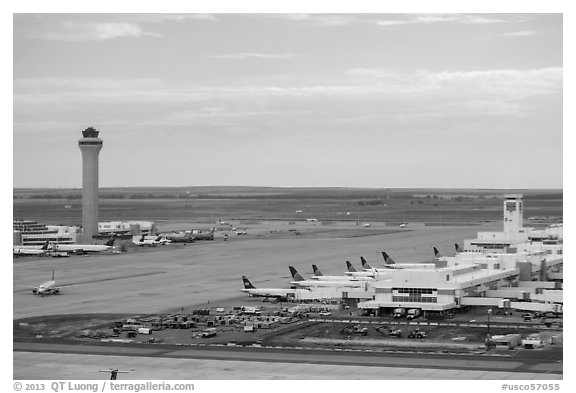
[358,195,563,316]
[13,220,79,246]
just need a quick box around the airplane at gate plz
[311,264,374,282]
[381,251,436,269]
[51,236,116,254]
[289,266,367,288]
[343,260,377,278]
[240,276,297,300]
[132,235,165,247]
[13,241,50,257]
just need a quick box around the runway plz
[13,340,562,380]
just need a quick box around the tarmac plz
[13,351,561,380]
[13,222,496,320]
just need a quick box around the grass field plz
[13,187,563,227]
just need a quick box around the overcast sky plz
[13,13,563,189]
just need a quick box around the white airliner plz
[133,235,165,247]
[13,241,50,257]
[311,264,374,282]
[51,236,116,254]
[381,251,436,269]
[32,271,61,296]
[240,276,297,300]
[343,260,377,278]
[289,266,368,288]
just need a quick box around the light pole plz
[486,308,493,350]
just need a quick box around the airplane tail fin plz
[242,276,256,289]
[433,247,442,258]
[312,265,323,276]
[289,266,305,281]
[382,251,396,265]
[455,243,464,253]
[139,235,146,242]
[105,235,116,247]
[346,261,357,272]
[41,241,50,251]
[51,270,55,281]
[360,256,373,269]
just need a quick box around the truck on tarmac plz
[408,329,427,339]
[393,308,406,318]
[201,328,217,338]
[406,309,421,320]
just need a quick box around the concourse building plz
[358,194,563,317]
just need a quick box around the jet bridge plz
[460,297,508,307]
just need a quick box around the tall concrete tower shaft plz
[78,127,103,243]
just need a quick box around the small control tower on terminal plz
[78,127,103,243]
[503,194,524,235]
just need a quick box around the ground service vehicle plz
[393,308,406,318]
[353,326,368,336]
[389,328,402,337]
[407,309,421,320]
[408,329,427,339]
[201,328,217,338]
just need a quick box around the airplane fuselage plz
[52,244,112,253]
[311,275,374,282]
[291,280,367,288]
[384,263,437,270]
[240,288,295,299]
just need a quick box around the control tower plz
[503,194,524,235]
[78,127,103,243]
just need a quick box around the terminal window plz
[392,288,438,303]
[392,296,437,303]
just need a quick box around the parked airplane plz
[311,264,374,282]
[289,266,367,288]
[191,228,215,241]
[343,261,376,278]
[133,235,164,247]
[162,232,194,243]
[13,241,50,257]
[381,251,436,269]
[32,270,61,296]
[51,236,116,254]
[240,276,296,300]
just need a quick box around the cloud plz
[376,20,412,27]
[210,53,299,60]
[501,31,537,37]
[157,14,217,23]
[270,14,361,26]
[377,14,511,27]
[39,22,161,41]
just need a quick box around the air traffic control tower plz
[78,126,103,243]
